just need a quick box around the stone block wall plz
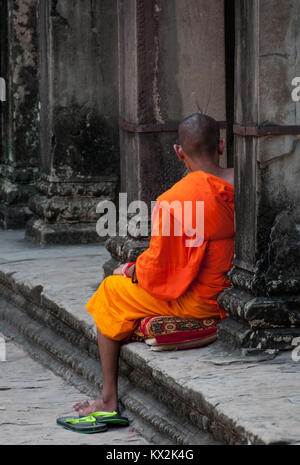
[0,0,39,228]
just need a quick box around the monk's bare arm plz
[113,263,135,277]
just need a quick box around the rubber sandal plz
[88,411,130,427]
[56,415,108,434]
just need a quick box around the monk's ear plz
[174,144,184,161]
[218,139,225,155]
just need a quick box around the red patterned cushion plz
[132,316,218,351]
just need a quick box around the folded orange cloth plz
[86,275,221,341]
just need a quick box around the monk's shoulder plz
[157,171,212,203]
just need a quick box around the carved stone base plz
[218,317,300,353]
[217,209,300,352]
[25,176,118,245]
[218,278,300,351]
[103,257,120,278]
[0,176,37,229]
[25,218,105,245]
[0,204,33,229]
[103,235,150,277]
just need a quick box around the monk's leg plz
[73,329,121,415]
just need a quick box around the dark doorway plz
[224,0,235,168]
[0,0,8,164]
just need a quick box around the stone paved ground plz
[0,336,149,445]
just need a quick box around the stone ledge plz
[25,217,106,245]
[0,296,218,445]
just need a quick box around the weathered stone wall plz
[119,0,227,204]
[104,0,228,274]
[25,0,120,244]
[118,0,184,206]
[0,0,39,228]
[218,0,300,351]
[174,0,227,167]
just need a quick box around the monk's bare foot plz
[73,400,90,412]
[73,396,117,416]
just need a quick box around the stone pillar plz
[104,0,227,274]
[0,0,39,229]
[25,0,119,244]
[218,0,300,352]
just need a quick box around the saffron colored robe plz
[86,170,234,341]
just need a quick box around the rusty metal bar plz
[119,118,227,134]
[233,124,300,136]
[119,118,178,133]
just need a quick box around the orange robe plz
[86,170,234,341]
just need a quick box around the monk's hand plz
[113,263,135,277]
[113,264,124,276]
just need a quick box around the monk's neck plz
[189,160,223,178]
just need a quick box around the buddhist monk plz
[73,113,234,416]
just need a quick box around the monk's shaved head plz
[178,113,220,158]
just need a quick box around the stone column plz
[25,0,119,244]
[0,0,39,229]
[104,0,227,274]
[218,0,300,352]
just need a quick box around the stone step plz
[0,293,219,445]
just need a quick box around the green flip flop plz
[85,411,130,427]
[56,415,108,434]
